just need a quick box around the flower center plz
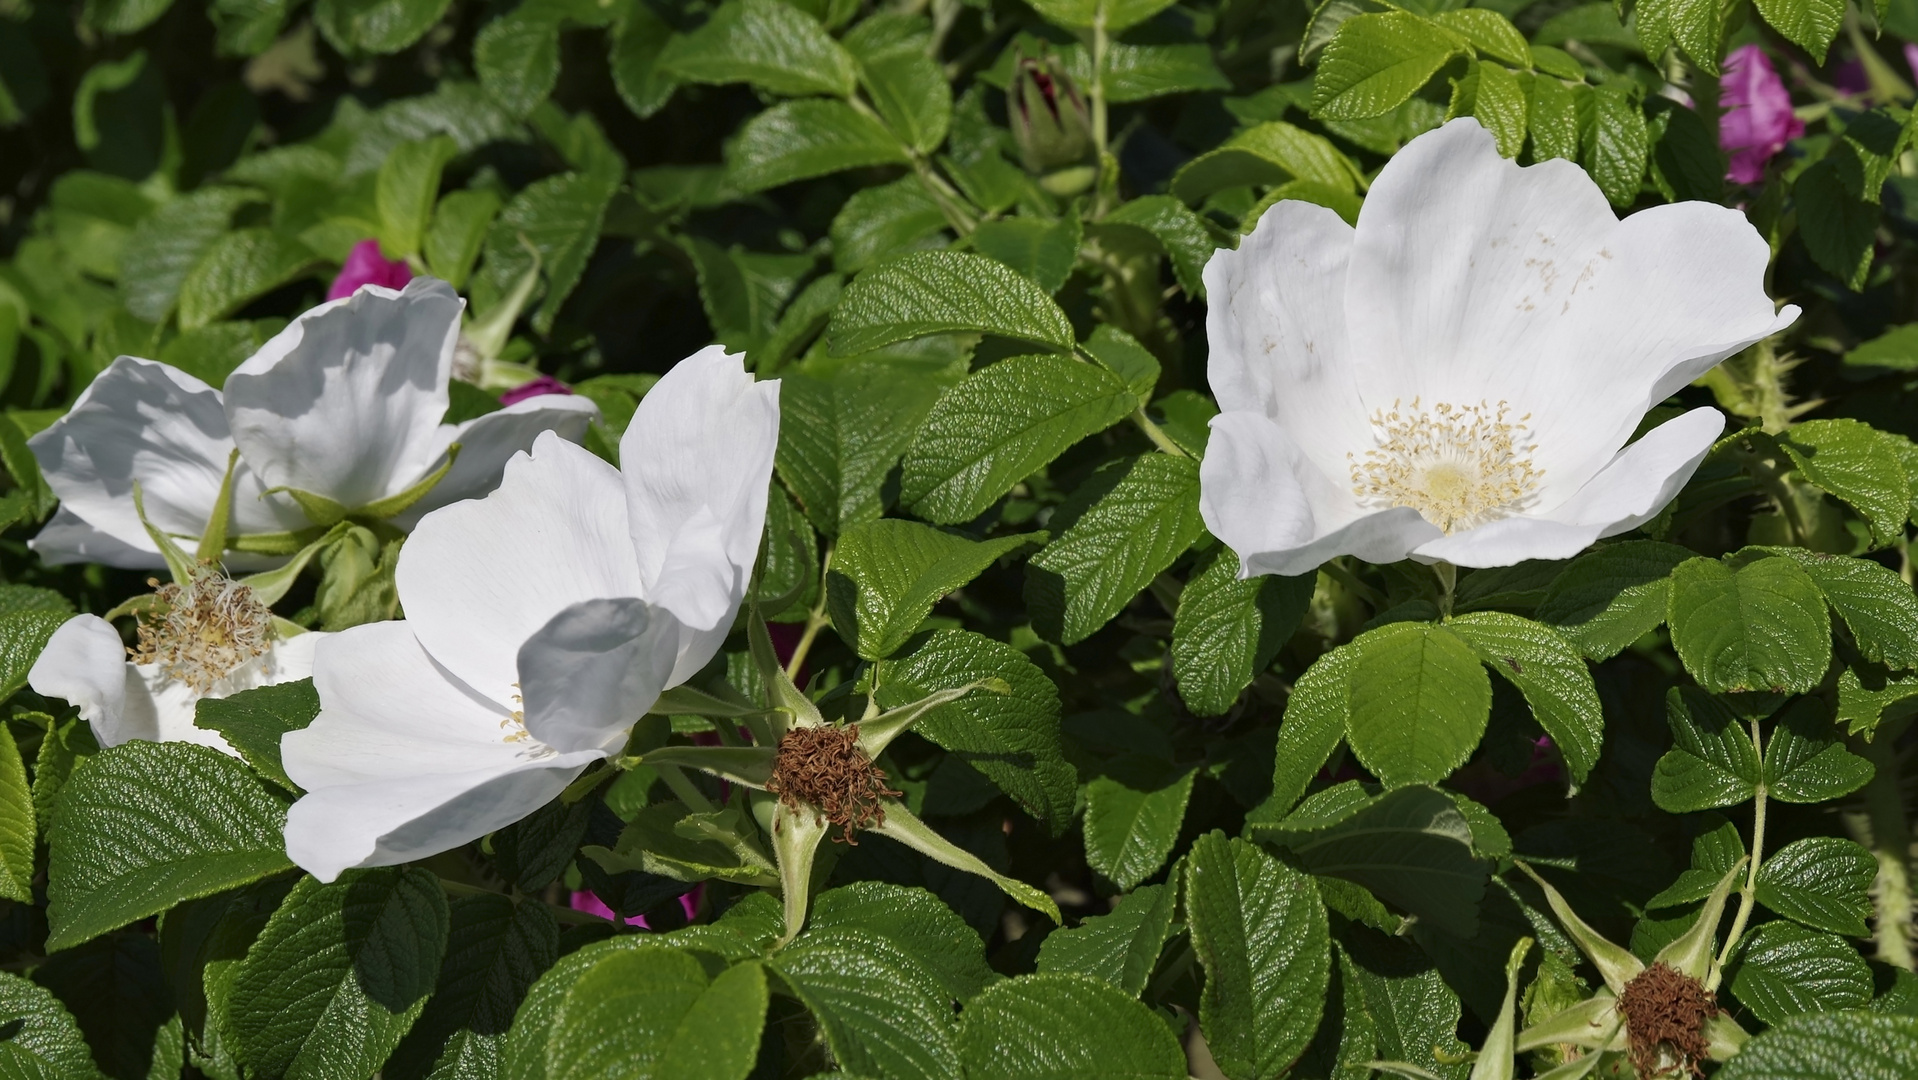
[1350,399,1542,533]
[768,725,901,845]
[130,567,272,694]
[1616,961,1719,1078]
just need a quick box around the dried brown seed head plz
[1616,961,1719,1078]
[129,566,271,694]
[768,724,901,845]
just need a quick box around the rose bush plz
[1,0,1917,1077]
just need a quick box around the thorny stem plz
[785,544,835,681]
[1856,730,1915,969]
[1713,719,1770,979]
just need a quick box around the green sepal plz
[748,613,823,739]
[269,445,462,527]
[1515,994,1622,1053]
[236,521,348,606]
[1468,937,1532,1080]
[195,448,242,565]
[131,481,197,587]
[853,678,1009,759]
[1654,857,1745,983]
[227,525,333,557]
[870,800,1060,925]
[650,683,766,719]
[638,745,776,790]
[754,789,831,947]
[1516,860,1642,995]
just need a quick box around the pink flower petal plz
[499,375,575,406]
[326,240,414,301]
[1719,45,1801,184]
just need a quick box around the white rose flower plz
[1199,118,1799,575]
[280,346,778,882]
[28,278,599,569]
[28,577,323,754]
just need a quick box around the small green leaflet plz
[1667,555,1830,694]
[1036,882,1177,997]
[1082,755,1196,891]
[827,251,1077,356]
[1342,621,1491,787]
[1651,686,1762,813]
[956,972,1188,1079]
[825,518,1039,660]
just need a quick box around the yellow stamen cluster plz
[130,567,271,693]
[1350,398,1542,533]
[502,686,532,744]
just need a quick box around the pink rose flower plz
[326,240,413,301]
[1720,45,1803,185]
[500,375,574,406]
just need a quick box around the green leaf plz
[875,629,1076,834]
[1036,882,1177,997]
[725,99,907,192]
[1652,686,1762,813]
[1743,548,1918,669]
[1756,837,1876,937]
[660,0,856,97]
[1186,832,1330,1080]
[230,868,450,1079]
[1343,622,1491,787]
[1635,0,1724,71]
[1262,642,1356,818]
[1582,83,1650,207]
[313,0,453,54]
[1779,419,1911,544]
[1527,74,1581,163]
[682,239,812,354]
[809,882,993,1002]
[1717,1010,1918,1080]
[549,950,765,1080]
[1172,547,1311,718]
[46,741,292,953]
[776,362,952,536]
[609,0,679,119]
[83,0,176,35]
[1763,697,1874,803]
[383,894,556,1080]
[1313,12,1467,121]
[1727,921,1874,1024]
[1066,41,1230,103]
[829,177,949,274]
[475,164,619,336]
[0,970,108,1079]
[193,678,320,793]
[1257,784,1489,938]
[118,189,260,324]
[1754,0,1843,63]
[769,927,962,1080]
[1456,60,1527,159]
[1445,613,1602,784]
[1028,454,1205,645]
[1667,555,1831,694]
[972,214,1082,294]
[1171,121,1359,203]
[829,251,1077,356]
[0,609,66,704]
[1081,324,1160,400]
[826,519,1038,660]
[30,932,182,1080]
[0,722,32,902]
[420,189,499,292]
[851,41,951,154]
[1022,0,1179,33]
[1097,195,1220,297]
[1083,755,1196,891]
[1536,541,1690,660]
[900,354,1135,525]
[1344,930,1471,1080]
[176,229,319,331]
[1795,155,1878,290]
[377,135,457,259]
[957,972,1188,1079]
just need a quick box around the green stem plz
[1714,720,1769,978]
[1433,560,1457,620]
[785,543,834,681]
[1089,7,1109,162]
[1129,407,1187,458]
[1321,558,1389,613]
[1857,731,1915,969]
